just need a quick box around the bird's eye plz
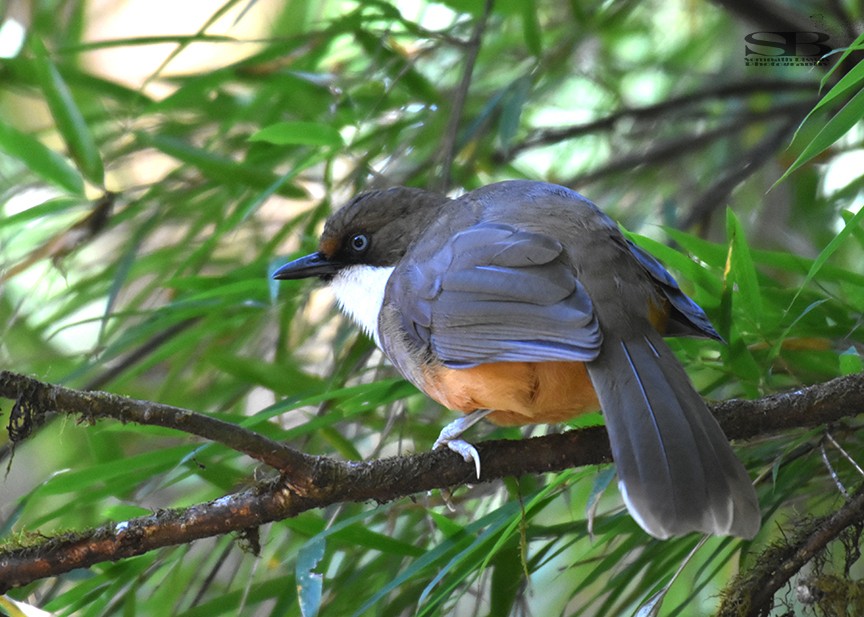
[350,233,369,253]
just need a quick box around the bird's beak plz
[272,251,341,280]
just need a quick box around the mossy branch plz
[2,369,864,594]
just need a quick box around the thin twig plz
[435,0,494,193]
[712,0,815,34]
[495,79,817,162]
[821,440,849,498]
[718,483,864,617]
[681,115,801,230]
[562,101,813,188]
[0,318,202,467]
[0,370,320,489]
[825,431,864,477]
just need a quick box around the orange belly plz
[423,361,600,426]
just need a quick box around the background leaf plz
[29,37,104,187]
[0,120,84,195]
[250,122,344,147]
[2,2,864,616]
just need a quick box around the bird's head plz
[273,187,450,281]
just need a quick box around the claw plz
[433,409,493,480]
[444,439,482,478]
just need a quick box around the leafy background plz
[1,0,864,615]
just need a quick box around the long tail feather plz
[587,331,760,539]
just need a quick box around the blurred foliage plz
[1,0,864,615]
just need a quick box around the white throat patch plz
[329,265,395,347]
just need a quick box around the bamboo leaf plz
[29,37,104,186]
[786,204,864,312]
[774,82,864,186]
[140,133,306,196]
[818,30,864,92]
[249,121,344,147]
[725,208,763,318]
[0,120,84,194]
[520,0,542,56]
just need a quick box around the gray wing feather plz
[626,240,721,340]
[391,223,602,367]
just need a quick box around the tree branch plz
[680,116,799,231]
[0,318,201,467]
[434,0,494,193]
[717,484,864,617]
[2,370,864,591]
[493,79,817,163]
[0,370,321,492]
[561,101,812,188]
[712,0,817,34]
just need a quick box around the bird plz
[272,180,760,539]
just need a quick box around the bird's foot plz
[433,409,493,479]
[436,438,482,479]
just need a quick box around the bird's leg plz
[433,409,494,479]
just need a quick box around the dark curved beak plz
[272,252,341,280]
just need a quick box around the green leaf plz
[818,30,864,92]
[208,351,325,395]
[0,197,82,231]
[478,472,574,576]
[353,30,440,103]
[634,538,707,617]
[426,509,464,537]
[841,209,864,248]
[813,50,864,116]
[0,595,44,617]
[780,34,864,165]
[56,33,239,53]
[725,208,763,318]
[330,525,425,557]
[249,121,344,147]
[417,504,521,611]
[353,502,521,616]
[786,204,864,312]
[0,119,84,194]
[774,81,864,186]
[520,0,542,56]
[768,299,829,364]
[140,133,306,196]
[498,76,532,153]
[29,445,194,498]
[319,425,364,459]
[29,37,105,186]
[489,538,523,617]
[839,346,864,375]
